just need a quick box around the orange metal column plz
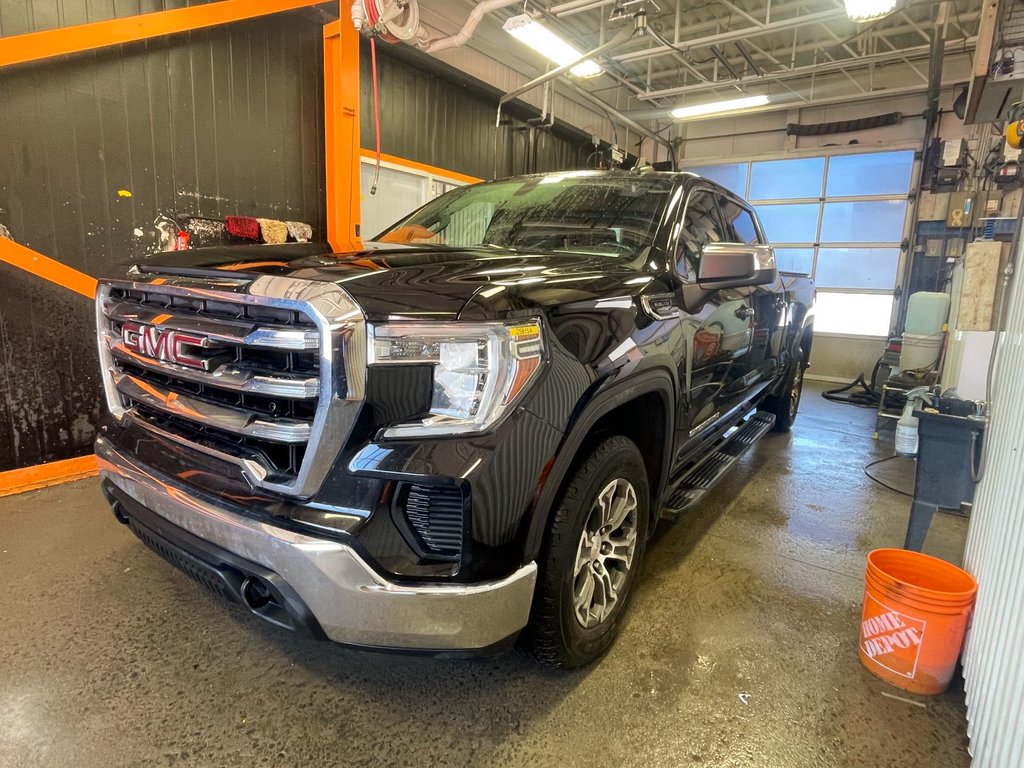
[324,18,363,253]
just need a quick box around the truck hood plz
[132,242,663,321]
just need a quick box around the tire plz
[530,436,650,668]
[763,347,805,433]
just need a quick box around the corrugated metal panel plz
[0,13,326,271]
[362,41,590,180]
[962,228,1024,767]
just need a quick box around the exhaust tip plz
[240,576,274,611]
[111,500,130,525]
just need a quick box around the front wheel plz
[530,436,650,668]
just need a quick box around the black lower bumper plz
[104,481,327,640]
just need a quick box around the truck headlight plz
[367,320,543,437]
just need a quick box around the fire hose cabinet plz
[904,410,987,551]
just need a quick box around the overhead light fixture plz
[842,0,898,22]
[670,94,771,120]
[502,14,603,78]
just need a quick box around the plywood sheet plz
[957,241,1006,331]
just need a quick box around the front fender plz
[521,367,676,563]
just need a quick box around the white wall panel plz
[678,93,936,161]
[804,336,886,383]
[962,229,1024,767]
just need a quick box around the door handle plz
[735,306,755,320]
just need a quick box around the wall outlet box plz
[941,139,966,167]
[947,191,976,228]
[984,192,1002,216]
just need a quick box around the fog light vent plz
[403,484,465,560]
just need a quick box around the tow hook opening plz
[240,576,275,611]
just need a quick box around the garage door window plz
[748,157,824,200]
[691,163,747,196]
[688,150,914,337]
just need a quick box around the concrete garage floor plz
[1,383,971,768]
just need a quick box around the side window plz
[677,189,728,278]
[720,198,762,245]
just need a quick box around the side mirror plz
[697,243,777,290]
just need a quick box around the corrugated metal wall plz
[362,40,591,180]
[962,228,1024,766]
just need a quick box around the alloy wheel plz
[572,478,639,629]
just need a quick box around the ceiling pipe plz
[413,2,668,163]
[644,25,709,82]
[561,78,677,165]
[497,26,637,112]
[548,0,618,17]
[493,22,675,171]
[530,5,672,104]
[620,78,970,121]
[418,0,522,53]
[635,36,976,101]
[642,11,981,84]
[493,26,638,178]
[612,9,847,64]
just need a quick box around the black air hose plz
[821,358,886,408]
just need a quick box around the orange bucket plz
[859,548,978,695]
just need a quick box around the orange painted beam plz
[0,455,98,498]
[0,0,329,68]
[359,149,483,185]
[0,238,97,299]
[324,18,363,253]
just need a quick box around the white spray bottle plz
[895,386,932,457]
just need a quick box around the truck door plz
[671,187,756,446]
[717,196,783,391]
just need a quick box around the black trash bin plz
[904,410,987,551]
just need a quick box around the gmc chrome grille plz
[96,275,366,498]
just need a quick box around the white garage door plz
[688,150,915,338]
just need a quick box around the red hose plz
[364,0,378,27]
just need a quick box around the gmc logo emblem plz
[121,322,207,370]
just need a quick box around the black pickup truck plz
[95,170,814,667]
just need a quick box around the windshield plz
[374,172,674,263]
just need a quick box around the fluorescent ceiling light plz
[670,94,771,120]
[843,0,898,22]
[502,14,603,78]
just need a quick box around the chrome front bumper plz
[95,437,538,651]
